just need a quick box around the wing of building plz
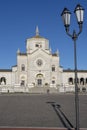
[0,27,87,93]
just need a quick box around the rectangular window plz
[21,64,25,71]
[22,66,25,71]
[52,67,55,71]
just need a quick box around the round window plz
[36,59,43,66]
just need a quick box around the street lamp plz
[61,4,84,130]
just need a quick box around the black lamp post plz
[61,4,84,130]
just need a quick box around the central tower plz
[26,26,50,54]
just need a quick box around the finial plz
[17,48,20,54]
[36,26,39,36]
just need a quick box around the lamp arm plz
[77,24,82,36]
[65,23,83,40]
[65,27,72,38]
[66,30,73,38]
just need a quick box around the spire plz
[36,26,39,36]
[56,49,59,56]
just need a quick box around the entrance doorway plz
[37,79,42,86]
[36,74,43,87]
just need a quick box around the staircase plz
[29,86,59,93]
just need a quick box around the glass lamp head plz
[74,4,84,24]
[61,8,71,28]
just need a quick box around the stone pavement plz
[0,93,87,128]
[0,127,72,130]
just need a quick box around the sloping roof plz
[32,35,44,39]
[12,65,17,67]
[30,48,50,55]
[63,69,87,73]
[18,53,27,56]
[0,69,12,72]
[52,53,58,57]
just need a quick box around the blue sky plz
[0,0,87,69]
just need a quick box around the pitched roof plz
[0,69,12,72]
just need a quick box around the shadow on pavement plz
[47,102,74,130]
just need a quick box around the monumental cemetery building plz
[0,27,87,93]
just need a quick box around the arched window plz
[68,77,73,85]
[35,44,39,47]
[21,64,25,71]
[86,78,87,84]
[0,77,6,85]
[80,78,84,85]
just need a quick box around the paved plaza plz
[0,93,87,128]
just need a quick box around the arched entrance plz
[0,77,6,85]
[36,74,44,87]
[20,76,26,86]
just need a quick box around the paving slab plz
[0,94,86,128]
[0,127,86,130]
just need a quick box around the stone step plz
[29,87,58,93]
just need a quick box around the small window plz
[82,87,86,92]
[52,66,55,71]
[21,80,25,86]
[21,64,25,71]
[86,78,87,84]
[36,44,39,47]
[52,80,55,84]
